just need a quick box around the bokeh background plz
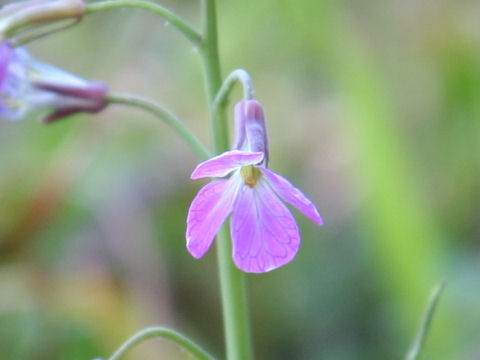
[1,0,480,359]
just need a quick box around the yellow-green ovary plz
[241,165,262,188]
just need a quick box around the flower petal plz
[231,180,300,273]
[0,43,13,90]
[191,150,264,179]
[261,168,323,226]
[186,178,238,258]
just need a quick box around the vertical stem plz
[200,0,228,151]
[199,1,252,359]
[215,227,252,360]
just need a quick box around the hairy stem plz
[106,93,210,160]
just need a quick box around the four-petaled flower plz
[0,41,107,123]
[186,100,323,273]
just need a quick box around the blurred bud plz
[0,42,108,123]
[233,100,269,165]
[0,0,85,44]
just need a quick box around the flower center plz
[241,165,262,188]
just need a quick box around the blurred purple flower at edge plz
[0,41,107,123]
[186,100,323,273]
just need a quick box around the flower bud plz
[0,0,85,44]
[244,100,268,165]
[232,100,269,165]
[0,42,107,123]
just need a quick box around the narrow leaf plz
[405,282,446,360]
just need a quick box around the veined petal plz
[191,150,264,179]
[261,168,323,226]
[231,180,300,273]
[186,178,239,259]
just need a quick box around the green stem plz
[405,282,446,360]
[85,0,202,46]
[199,0,228,152]
[213,69,254,114]
[107,326,216,360]
[199,1,252,359]
[215,226,252,360]
[106,93,210,160]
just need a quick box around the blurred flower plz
[186,100,323,273]
[0,0,85,43]
[0,41,107,122]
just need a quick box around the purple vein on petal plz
[230,180,300,273]
[186,178,238,258]
[261,168,323,226]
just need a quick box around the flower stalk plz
[213,69,254,112]
[106,93,210,160]
[199,1,252,359]
[106,326,215,360]
[85,0,201,46]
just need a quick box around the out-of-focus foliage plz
[1,0,479,359]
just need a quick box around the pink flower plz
[0,41,107,123]
[186,100,323,273]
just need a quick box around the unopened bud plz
[244,100,269,165]
[232,100,269,165]
[0,0,85,44]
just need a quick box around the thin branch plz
[106,93,210,160]
[213,69,254,111]
[107,326,216,360]
[85,0,202,46]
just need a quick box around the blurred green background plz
[1,0,480,359]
